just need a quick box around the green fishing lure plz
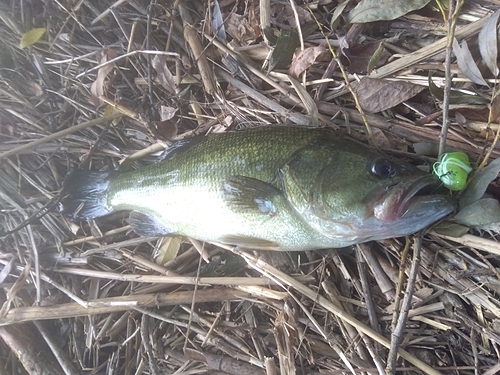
[433,152,472,191]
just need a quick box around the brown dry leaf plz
[0,124,14,137]
[184,25,215,95]
[90,49,118,107]
[26,81,44,97]
[355,77,425,113]
[155,236,183,265]
[154,120,178,139]
[344,41,390,74]
[156,106,178,139]
[270,4,312,28]
[452,38,488,86]
[225,13,259,45]
[152,54,176,94]
[478,9,500,77]
[289,44,325,78]
[159,106,177,121]
[490,93,500,122]
[370,128,391,149]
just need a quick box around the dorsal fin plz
[157,135,204,162]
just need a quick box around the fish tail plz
[59,169,114,221]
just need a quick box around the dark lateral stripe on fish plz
[59,169,114,221]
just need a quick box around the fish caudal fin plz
[59,169,114,221]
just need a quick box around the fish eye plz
[371,158,398,178]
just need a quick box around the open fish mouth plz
[373,175,455,222]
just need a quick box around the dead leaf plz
[159,106,177,121]
[184,25,215,95]
[211,0,226,42]
[455,111,467,126]
[225,13,259,45]
[289,44,325,78]
[343,41,390,74]
[152,54,176,94]
[90,49,118,107]
[155,236,183,265]
[371,128,391,148]
[355,77,424,113]
[338,35,350,56]
[289,76,318,127]
[490,93,500,122]
[26,81,44,97]
[452,38,488,86]
[478,9,500,77]
[270,4,313,28]
[347,0,431,24]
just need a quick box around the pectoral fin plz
[129,211,173,237]
[219,234,280,250]
[222,176,282,216]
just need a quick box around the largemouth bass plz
[59,126,455,251]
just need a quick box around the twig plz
[0,114,122,161]
[233,248,444,375]
[0,288,253,326]
[34,321,79,375]
[432,232,500,256]
[141,313,160,375]
[389,238,410,334]
[146,0,157,122]
[386,234,423,374]
[356,245,381,334]
[439,0,464,157]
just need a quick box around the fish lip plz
[373,174,451,222]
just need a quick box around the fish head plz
[284,145,456,245]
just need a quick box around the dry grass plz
[1,1,500,374]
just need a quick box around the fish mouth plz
[372,175,455,222]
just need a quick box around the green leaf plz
[433,221,470,237]
[268,28,299,71]
[20,28,46,48]
[428,73,489,105]
[367,41,386,74]
[452,38,488,86]
[455,198,500,227]
[264,27,278,44]
[347,0,431,24]
[330,1,350,30]
[460,157,500,209]
[478,9,500,77]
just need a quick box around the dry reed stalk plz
[1,1,500,374]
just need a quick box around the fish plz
[59,126,455,251]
